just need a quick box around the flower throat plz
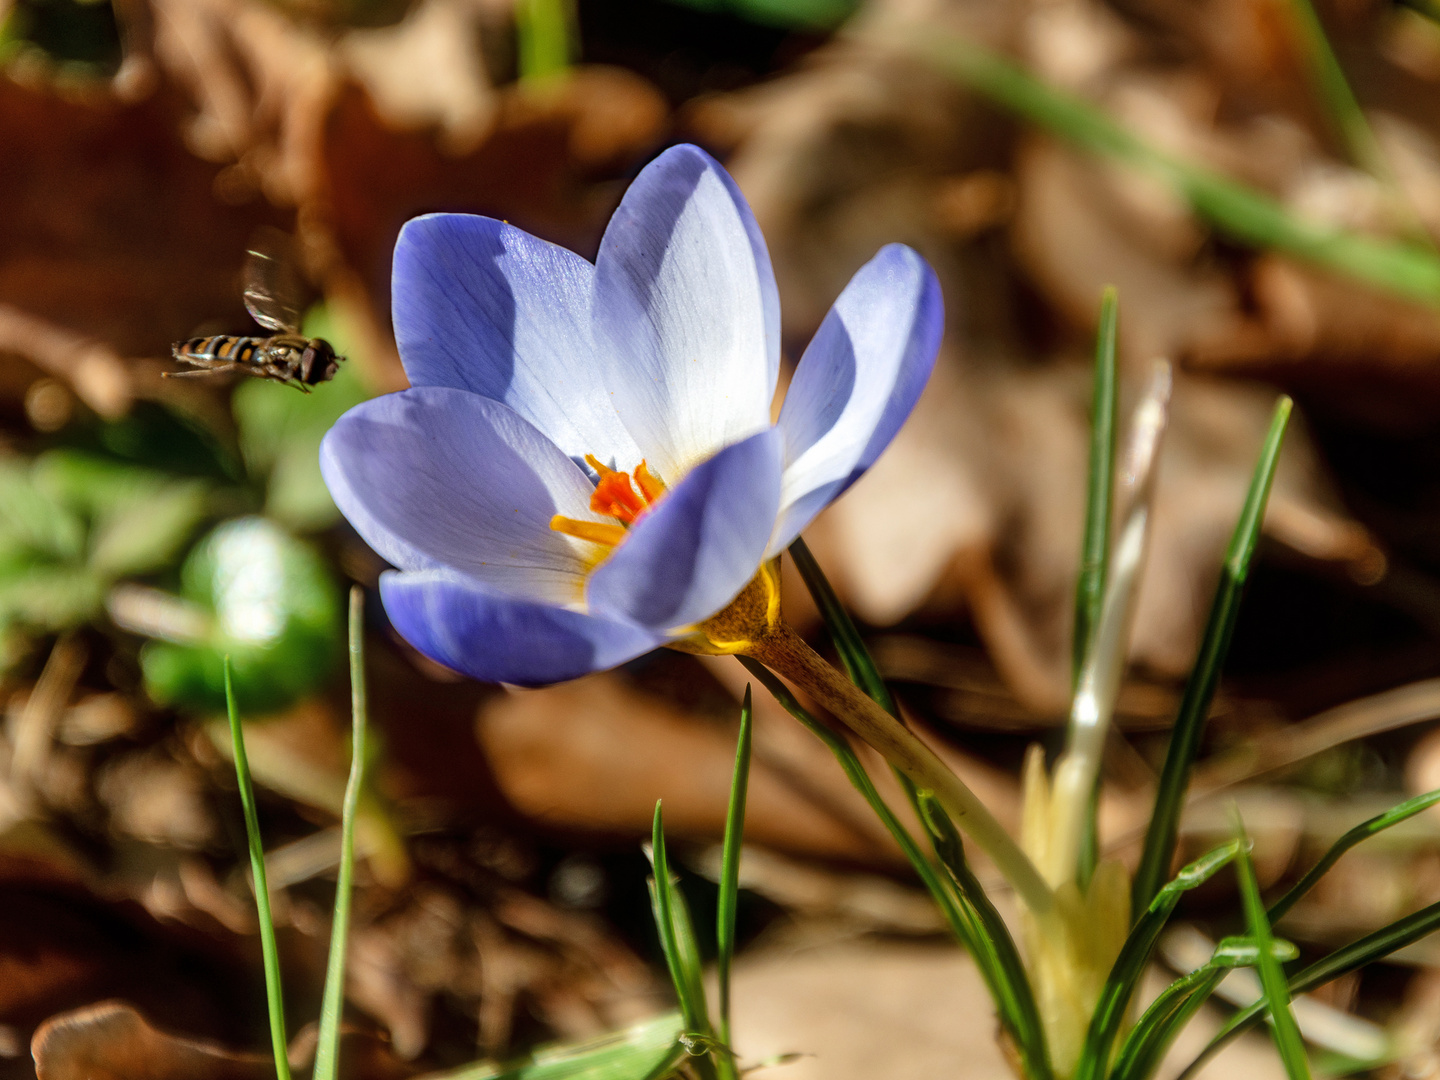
[550,455,665,547]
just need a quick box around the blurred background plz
[5,0,1440,1074]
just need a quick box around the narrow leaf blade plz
[1074,840,1243,1080]
[1235,823,1310,1079]
[918,792,1054,1080]
[1268,786,1440,924]
[224,657,293,1080]
[1180,895,1440,1077]
[313,587,368,1080]
[788,537,894,712]
[1073,284,1119,685]
[739,656,1053,1080]
[430,1012,686,1080]
[716,687,752,1049]
[901,30,1440,306]
[1131,398,1292,914]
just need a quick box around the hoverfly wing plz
[242,232,306,334]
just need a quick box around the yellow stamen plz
[634,460,666,503]
[584,454,616,477]
[550,516,627,547]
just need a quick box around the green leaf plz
[224,658,293,1080]
[140,517,342,714]
[917,792,1054,1080]
[515,0,571,83]
[737,656,1053,1080]
[87,481,209,579]
[1073,286,1119,686]
[660,0,857,30]
[0,564,104,631]
[1131,398,1292,915]
[646,805,712,1046]
[784,542,973,926]
[1110,966,1224,1080]
[715,687,751,1055]
[1283,0,1390,181]
[94,400,242,481]
[426,1013,685,1080]
[1109,937,1299,1080]
[1235,822,1311,1079]
[1267,787,1440,926]
[1074,286,1120,888]
[787,536,1056,1077]
[0,459,83,560]
[903,31,1440,307]
[313,587,368,1080]
[788,538,894,711]
[30,450,209,579]
[1180,893,1440,1077]
[1073,840,1244,1080]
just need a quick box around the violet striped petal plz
[321,387,608,606]
[381,570,664,686]
[769,244,942,554]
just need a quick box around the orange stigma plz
[550,456,667,548]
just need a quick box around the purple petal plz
[587,427,784,632]
[769,245,942,553]
[591,145,780,481]
[381,570,664,686]
[321,387,611,606]
[392,214,641,467]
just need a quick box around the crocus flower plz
[320,144,942,687]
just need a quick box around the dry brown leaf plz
[477,671,904,864]
[33,1001,276,1080]
[0,76,287,368]
[33,1000,417,1080]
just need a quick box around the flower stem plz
[743,624,1054,915]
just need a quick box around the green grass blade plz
[1074,287,1119,888]
[786,540,993,907]
[1131,398,1292,915]
[430,1012,686,1080]
[647,806,721,1080]
[515,0,570,83]
[1110,936,1298,1080]
[788,537,1010,928]
[1183,916,1439,1079]
[1074,285,1119,686]
[1267,787,1440,925]
[734,656,968,941]
[1283,0,1388,180]
[898,30,1440,307]
[918,792,1054,1080]
[224,657,293,1080]
[1073,840,1244,1080]
[1181,893,1440,1078]
[647,804,709,1038]
[1235,820,1311,1079]
[1109,966,1224,1080]
[313,587,368,1080]
[715,687,752,1052]
[737,657,1053,1079]
[788,537,896,712]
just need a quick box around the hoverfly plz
[169,238,343,392]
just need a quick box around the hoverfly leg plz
[163,364,241,379]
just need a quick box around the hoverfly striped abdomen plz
[173,335,261,365]
[166,235,345,392]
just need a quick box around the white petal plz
[592,145,779,481]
